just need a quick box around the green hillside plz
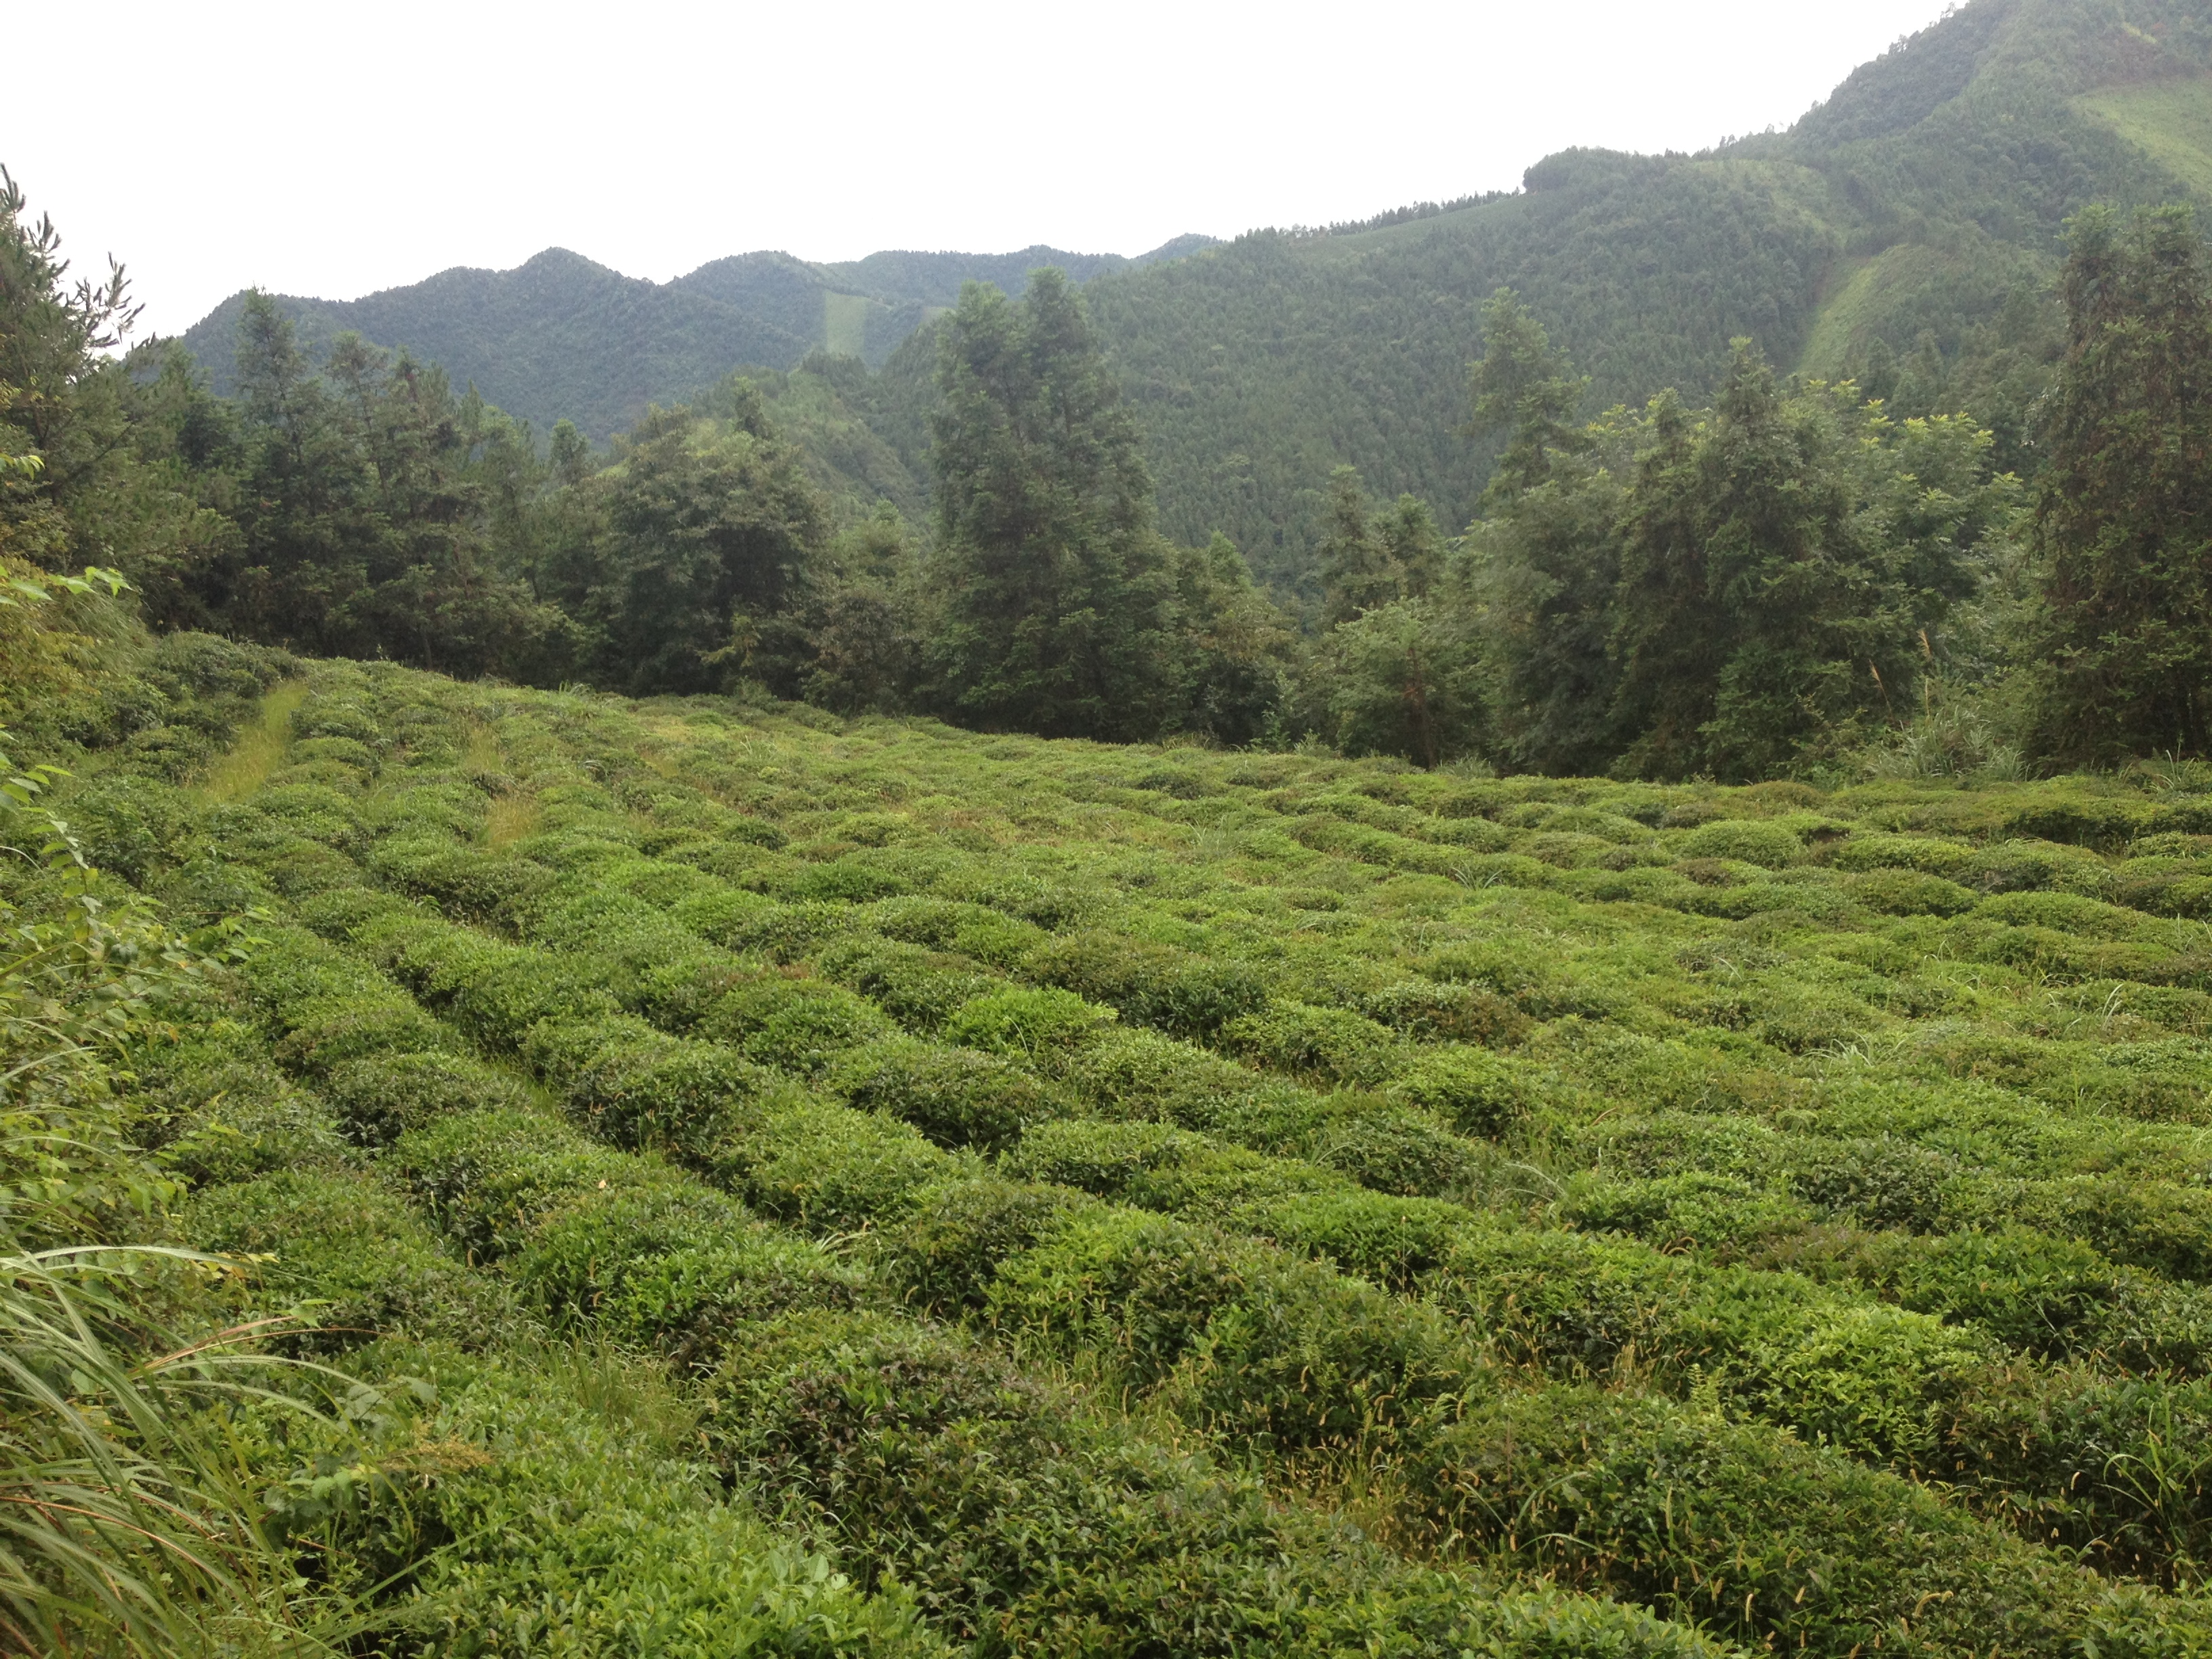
[2079,75,2212,197]
[178,237,1217,443]
[20,628,2212,1654]
[1067,0,2212,577]
[30,9,2212,1649]
[175,0,2212,594]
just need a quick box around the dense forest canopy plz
[173,0,2212,590]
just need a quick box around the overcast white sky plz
[5,0,1954,339]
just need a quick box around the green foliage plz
[212,298,571,675]
[282,1345,951,1658]
[1022,928,1267,1038]
[943,985,1117,1060]
[2030,205,2212,762]
[49,621,2212,1651]
[1406,1385,2176,1657]
[561,393,833,697]
[1607,348,2005,780]
[923,272,1176,739]
[712,1309,1734,1659]
[186,1166,515,1350]
[834,1040,1061,1153]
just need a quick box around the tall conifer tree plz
[2031,205,2212,762]
[926,271,1170,739]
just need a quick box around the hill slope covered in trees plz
[176,0,2212,588]
[178,236,1218,443]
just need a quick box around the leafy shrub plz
[987,1208,1474,1449]
[1675,819,1803,867]
[1967,838,2114,897]
[186,1169,513,1350]
[1023,931,1269,1037]
[987,1208,1256,1382]
[1845,867,1980,915]
[559,1026,777,1152]
[271,995,457,1076]
[1252,1190,1469,1290]
[1558,1172,1816,1252]
[700,975,896,1073]
[292,884,424,939]
[1217,1000,1397,1085]
[252,781,369,845]
[1753,1225,2212,1370]
[998,1118,1204,1198]
[392,1108,656,1259]
[1786,1136,1957,1231]
[718,1101,968,1232]
[64,777,201,882]
[324,1050,528,1146]
[1977,889,2149,938]
[666,884,778,943]
[1406,1387,2130,1656]
[777,856,914,903]
[2015,1178,2212,1285]
[867,896,1048,966]
[1010,1119,1345,1218]
[512,1182,868,1365]
[1387,1047,1540,1138]
[943,986,1117,1059]
[292,1349,949,1658]
[1357,979,1530,1045]
[835,1041,1060,1153]
[152,1056,349,1187]
[1828,832,1977,877]
[366,923,624,1045]
[817,937,1000,1031]
[709,1311,1731,1657]
[712,900,865,962]
[1307,1103,1475,1197]
[367,838,556,922]
[872,1176,1095,1314]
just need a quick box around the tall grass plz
[0,1249,337,1657]
[3,724,341,1656]
[484,794,539,849]
[197,683,306,804]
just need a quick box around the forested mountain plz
[173,0,2212,593]
[43,0,2212,782]
[1071,0,2212,583]
[178,236,1218,443]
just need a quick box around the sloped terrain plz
[41,642,2212,1654]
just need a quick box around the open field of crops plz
[41,642,2212,1656]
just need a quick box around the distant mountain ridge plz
[178,234,1218,441]
[176,0,2212,593]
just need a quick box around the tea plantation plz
[43,639,2212,1656]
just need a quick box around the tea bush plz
[50,653,2212,1654]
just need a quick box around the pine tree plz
[1610,343,1995,780]
[1317,467,1393,626]
[1469,288,1589,505]
[2030,205,2212,762]
[926,270,1171,740]
[1465,291,1624,774]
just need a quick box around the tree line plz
[8,163,2212,777]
